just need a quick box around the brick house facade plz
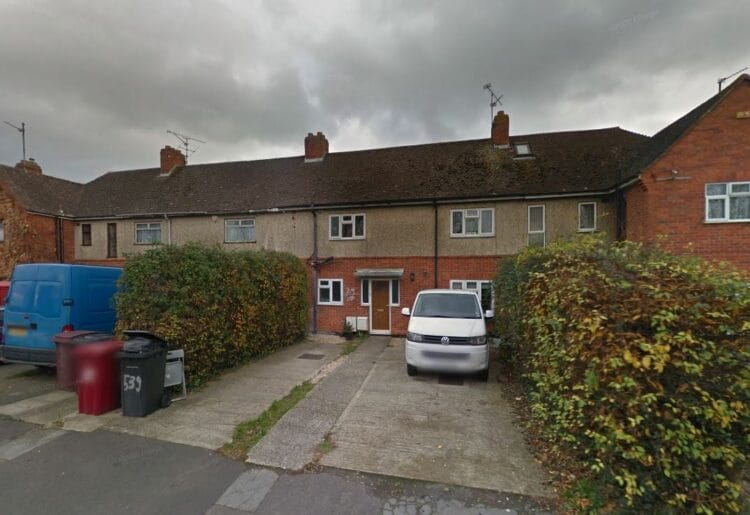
[0,160,78,279]
[624,75,750,269]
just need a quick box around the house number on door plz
[123,374,142,393]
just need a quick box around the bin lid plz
[73,340,123,357]
[119,337,167,358]
[52,331,113,345]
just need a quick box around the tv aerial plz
[483,83,503,122]
[718,66,748,92]
[166,130,206,162]
[3,120,26,160]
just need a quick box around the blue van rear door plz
[4,265,71,350]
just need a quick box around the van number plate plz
[8,327,27,337]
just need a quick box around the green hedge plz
[495,236,750,513]
[115,244,308,387]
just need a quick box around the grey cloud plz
[0,0,747,182]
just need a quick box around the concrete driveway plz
[249,337,552,498]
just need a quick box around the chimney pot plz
[160,145,186,175]
[491,111,510,148]
[15,158,43,175]
[304,131,329,162]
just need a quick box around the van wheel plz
[406,364,418,376]
[477,368,489,382]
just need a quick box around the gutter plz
[433,200,438,288]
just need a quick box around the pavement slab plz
[247,336,388,470]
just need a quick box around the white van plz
[401,289,492,381]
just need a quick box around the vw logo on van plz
[441,336,450,345]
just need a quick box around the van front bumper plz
[0,345,56,366]
[405,339,489,373]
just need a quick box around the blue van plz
[1,264,122,366]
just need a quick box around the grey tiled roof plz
[74,127,648,218]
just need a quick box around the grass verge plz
[220,380,314,460]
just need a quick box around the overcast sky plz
[0,1,747,182]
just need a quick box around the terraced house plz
[1,74,748,335]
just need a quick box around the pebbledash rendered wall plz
[73,197,614,334]
[625,77,750,271]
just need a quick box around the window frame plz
[0,220,5,242]
[318,278,344,306]
[224,218,256,243]
[361,279,370,306]
[329,213,366,240]
[134,222,162,245]
[390,279,400,306]
[705,182,750,222]
[81,223,92,246]
[450,208,495,237]
[449,279,495,311]
[577,202,597,232]
[514,142,532,156]
[528,204,546,247]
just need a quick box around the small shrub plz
[495,235,750,513]
[115,244,308,387]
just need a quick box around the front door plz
[107,223,117,258]
[371,280,390,334]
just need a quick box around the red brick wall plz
[625,78,750,271]
[313,255,503,335]
[0,185,72,278]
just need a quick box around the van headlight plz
[406,331,424,342]
[469,335,487,345]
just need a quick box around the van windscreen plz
[413,293,481,319]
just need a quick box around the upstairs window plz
[706,182,750,222]
[330,214,365,240]
[225,219,256,243]
[578,202,597,232]
[451,208,494,237]
[318,279,343,305]
[135,222,162,244]
[81,224,92,246]
[528,205,545,247]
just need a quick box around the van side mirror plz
[401,307,411,317]
[484,309,494,319]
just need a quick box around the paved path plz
[247,336,388,469]
[0,339,342,449]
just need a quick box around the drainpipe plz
[311,208,318,333]
[433,200,438,288]
[55,213,64,262]
[164,214,172,244]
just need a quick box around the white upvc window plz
[360,280,370,306]
[225,219,256,243]
[318,279,343,305]
[528,205,545,247]
[578,202,597,232]
[451,208,494,237]
[135,222,162,244]
[0,221,4,242]
[450,280,494,311]
[706,182,750,222]
[329,214,365,240]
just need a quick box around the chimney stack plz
[491,111,510,148]
[304,132,329,162]
[15,158,42,175]
[160,146,186,175]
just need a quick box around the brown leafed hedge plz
[495,235,750,513]
[115,244,308,387]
